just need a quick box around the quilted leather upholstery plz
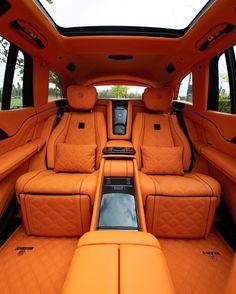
[141,146,184,175]
[20,195,91,236]
[16,85,106,237]
[132,90,221,238]
[159,231,234,294]
[0,226,78,294]
[139,171,221,204]
[54,143,97,173]
[145,195,217,238]
[16,170,98,204]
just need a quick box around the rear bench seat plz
[16,85,106,236]
[132,87,221,238]
[62,231,175,294]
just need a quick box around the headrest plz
[67,85,97,110]
[143,87,174,112]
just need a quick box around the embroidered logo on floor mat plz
[202,250,221,261]
[15,247,34,256]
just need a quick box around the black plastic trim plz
[226,48,236,114]
[166,64,176,74]
[11,20,45,48]
[23,51,34,107]
[208,54,220,111]
[57,25,187,38]
[2,44,18,110]
[0,128,9,140]
[0,0,11,16]
[66,62,76,72]
[0,196,21,246]
[198,24,235,51]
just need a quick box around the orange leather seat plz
[132,87,221,238]
[16,85,106,236]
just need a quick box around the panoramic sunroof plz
[37,0,213,36]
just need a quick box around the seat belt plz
[175,109,196,172]
[55,105,68,126]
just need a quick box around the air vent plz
[10,20,47,48]
[66,62,76,72]
[108,55,133,60]
[166,64,176,73]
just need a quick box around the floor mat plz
[159,231,234,294]
[0,226,78,294]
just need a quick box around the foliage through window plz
[95,85,145,100]
[177,73,193,103]
[48,70,63,101]
[208,46,236,114]
[0,36,33,110]
[0,37,10,109]
[11,50,24,109]
[218,54,230,113]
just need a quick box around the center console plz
[107,100,132,140]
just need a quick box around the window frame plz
[1,40,34,110]
[208,47,236,114]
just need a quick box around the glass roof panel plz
[38,0,211,30]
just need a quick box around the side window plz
[0,36,33,110]
[177,73,193,103]
[218,54,230,113]
[48,70,63,101]
[11,50,24,109]
[0,37,10,109]
[208,46,236,114]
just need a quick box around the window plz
[0,36,33,110]
[95,85,145,100]
[38,0,210,30]
[218,54,230,113]
[11,50,24,109]
[208,46,236,114]
[48,70,63,101]
[177,73,193,103]
[0,37,10,109]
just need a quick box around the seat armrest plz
[194,141,236,183]
[78,231,160,248]
[0,138,45,181]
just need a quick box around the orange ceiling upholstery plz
[0,0,235,87]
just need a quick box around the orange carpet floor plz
[0,227,234,294]
[159,230,234,294]
[0,226,78,294]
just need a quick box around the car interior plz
[0,0,235,293]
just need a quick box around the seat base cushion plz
[145,195,217,238]
[20,194,91,236]
[139,171,221,202]
[16,170,98,236]
[16,170,98,204]
[139,171,221,238]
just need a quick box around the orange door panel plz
[0,103,57,216]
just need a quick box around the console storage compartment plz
[98,177,139,230]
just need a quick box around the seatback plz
[132,87,191,171]
[47,85,107,171]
